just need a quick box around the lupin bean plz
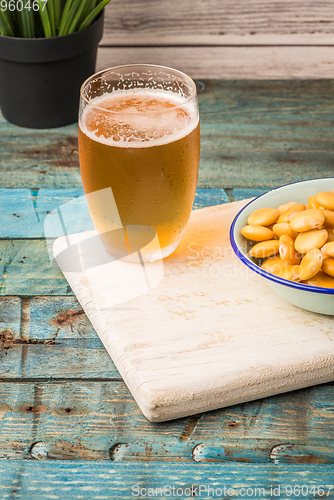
[315,191,334,210]
[321,241,334,258]
[322,258,334,277]
[279,235,301,265]
[290,209,325,232]
[277,265,301,282]
[308,196,320,209]
[322,209,334,228]
[277,203,305,224]
[241,187,334,288]
[294,228,328,254]
[261,257,301,281]
[272,223,298,240]
[307,271,334,288]
[327,229,334,242]
[241,225,274,241]
[261,256,288,275]
[277,201,296,215]
[249,240,280,258]
[299,249,323,281]
[247,208,280,226]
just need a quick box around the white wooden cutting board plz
[53,200,334,422]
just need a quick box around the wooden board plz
[0,380,333,462]
[1,297,334,463]
[1,461,334,500]
[99,0,334,79]
[54,200,334,422]
[102,0,334,43]
[97,46,334,79]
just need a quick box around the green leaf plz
[20,6,36,38]
[53,0,62,33]
[0,10,14,37]
[78,0,96,29]
[79,0,111,31]
[67,0,87,34]
[0,0,109,37]
[46,0,56,36]
[58,0,75,36]
[38,0,52,37]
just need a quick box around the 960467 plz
[1,0,47,11]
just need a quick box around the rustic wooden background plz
[97,0,334,78]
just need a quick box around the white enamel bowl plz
[230,178,334,316]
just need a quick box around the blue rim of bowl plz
[229,179,334,295]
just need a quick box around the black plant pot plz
[0,11,104,129]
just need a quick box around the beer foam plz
[80,89,198,148]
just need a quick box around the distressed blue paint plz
[0,189,86,238]
[0,297,23,378]
[0,378,333,462]
[0,461,333,499]
[0,297,21,336]
[232,188,268,201]
[29,297,91,339]
[0,240,71,296]
[0,188,231,239]
[193,188,230,208]
[2,81,334,190]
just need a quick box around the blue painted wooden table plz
[0,80,334,499]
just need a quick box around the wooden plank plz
[194,188,230,207]
[97,46,334,79]
[0,297,23,379]
[0,297,21,335]
[0,187,265,239]
[1,298,333,462]
[0,189,84,238]
[1,462,334,500]
[102,0,334,44]
[0,381,333,462]
[0,297,120,380]
[0,187,267,239]
[0,240,70,296]
[0,188,230,238]
[0,123,80,188]
[0,190,255,296]
[198,79,334,187]
[27,296,119,379]
[1,81,334,189]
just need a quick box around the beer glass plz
[78,64,200,262]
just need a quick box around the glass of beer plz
[78,64,200,262]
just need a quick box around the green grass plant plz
[0,0,110,37]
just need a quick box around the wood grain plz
[99,0,334,78]
[53,201,334,421]
[0,240,69,296]
[1,461,334,499]
[102,0,334,40]
[97,46,334,79]
[0,380,333,462]
[1,80,334,189]
[0,189,260,296]
[1,295,333,462]
[0,296,120,380]
[1,79,333,472]
[0,188,233,239]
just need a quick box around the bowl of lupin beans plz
[230,178,334,315]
